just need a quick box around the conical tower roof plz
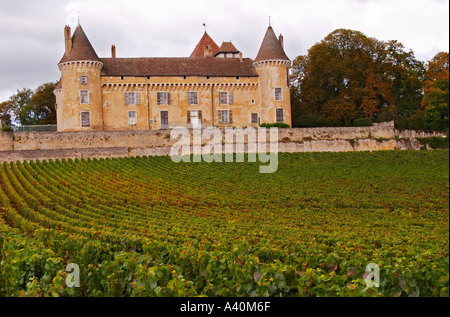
[190,31,220,57]
[254,26,289,62]
[59,24,101,64]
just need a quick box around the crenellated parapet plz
[252,60,291,68]
[58,60,104,71]
[101,81,259,92]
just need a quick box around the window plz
[218,109,233,124]
[219,92,233,105]
[80,76,88,84]
[276,108,284,123]
[157,92,170,105]
[81,111,90,127]
[188,92,198,105]
[125,92,140,105]
[128,110,137,125]
[80,90,89,104]
[251,113,258,124]
[275,87,282,101]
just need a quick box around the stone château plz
[54,23,291,131]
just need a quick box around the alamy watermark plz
[364,263,380,290]
[65,263,80,288]
[170,127,279,173]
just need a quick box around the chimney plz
[64,25,72,54]
[111,45,116,58]
[279,34,284,50]
[239,52,243,62]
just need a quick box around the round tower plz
[253,26,291,127]
[56,24,103,131]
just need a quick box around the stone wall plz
[0,121,445,162]
[395,129,447,139]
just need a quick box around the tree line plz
[290,28,449,131]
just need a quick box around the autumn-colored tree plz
[422,52,449,130]
[290,29,425,127]
[424,52,449,84]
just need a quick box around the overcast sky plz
[0,0,448,103]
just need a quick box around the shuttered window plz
[157,92,170,105]
[218,110,233,124]
[219,91,233,105]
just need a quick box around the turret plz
[56,24,103,131]
[253,26,291,127]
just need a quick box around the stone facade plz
[54,24,292,132]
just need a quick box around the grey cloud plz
[0,0,448,103]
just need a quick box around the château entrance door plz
[160,111,169,129]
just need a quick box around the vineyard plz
[0,150,448,297]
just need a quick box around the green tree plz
[423,79,449,130]
[421,52,449,130]
[0,82,57,126]
[28,82,57,125]
[0,101,12,126]
[1,88,33,125]
[385,41,425,127]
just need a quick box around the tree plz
[385,41,425,122]
[290,29,425,128]
[422,52,449,130]
[0,101,12,126]
[1,88,33,125]
[0,82,57,126]
[28,82,57,125]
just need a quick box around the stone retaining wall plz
[0,121,445,162]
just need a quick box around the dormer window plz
[80,76,88,85]
[214,42,240,59]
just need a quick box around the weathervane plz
[77,11,80,25]
[269,16,271,26]
[203,22,206,32]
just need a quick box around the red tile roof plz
[100,57,257,77]
[55,78,62,90]
[254,26,289,62]
[190,32,220,57]
[215,42,240,55]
